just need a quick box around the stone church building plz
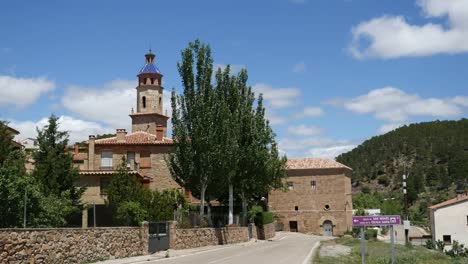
[269,158,353,236]
[74,51,189,227]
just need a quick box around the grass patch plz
[314,237,468,264]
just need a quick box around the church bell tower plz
[130,50,168,137]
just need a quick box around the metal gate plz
[148,222,170,253]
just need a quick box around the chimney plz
[74,143,79,155]
[116,129,127,142]
[88,135,95,170]
[156,126,164,141]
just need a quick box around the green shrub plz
[361,186,371,194]
[377,175,390,186]
[261,212,274,226]
[248,205,263,223]
[249,205,274,227]
[364,229,378,240]
[425,239,435,249]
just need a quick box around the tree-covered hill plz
[337,119,468,204]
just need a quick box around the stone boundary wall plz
[0,225,148,264]
[257,223,275,240]
[170,223,250,250]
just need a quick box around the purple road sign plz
[352,215,401,226]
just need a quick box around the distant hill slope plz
[336,119,468,203]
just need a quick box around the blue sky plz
[1,0,468,158]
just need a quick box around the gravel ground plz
[319,244,351,257]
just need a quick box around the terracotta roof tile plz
[429,195,468,210]
[286,158,352,170]
[93,131,173,145]
[73,153,88,160]
[79,170,151,181]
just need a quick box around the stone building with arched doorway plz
[268,158,353,236]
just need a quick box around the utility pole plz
[402,169,410,245]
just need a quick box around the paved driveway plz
[101,232,330,264]
[380,224,429,245]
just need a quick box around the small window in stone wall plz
[287,181,294,190]
[466,215,468,225]
[324,204,330,211]
[311,180,316,189]
[295,206,299,211]
[443,235,452,245]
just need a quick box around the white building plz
[352,209,381,216]
[20,138,38,151]
[429,194,468,248]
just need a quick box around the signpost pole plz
[361,226,365,264]
[390,225,395,264]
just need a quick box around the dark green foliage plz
[425,239,435,249]
[445,240,468,258]
[1,118,84,227]
[377,175,390,186]
[169,40,287,222]
[364,229,378,240]
[33,115,82,203]
[338,119,468,220]
[337,119,468,191]
[107,159,188,225]
[0,123,33,227]
[260,212,274,226]
[361,186,371,194]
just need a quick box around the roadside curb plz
[302,240,321,264]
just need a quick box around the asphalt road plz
[145,232,327,264]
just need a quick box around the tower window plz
[151,78,154,85]
[311,180,316,189]
[142,96,146,108]
[159,97,162,108]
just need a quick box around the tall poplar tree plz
[170,40,287,225]
[169,40,216,218]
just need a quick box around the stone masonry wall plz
[171,225,249,250]
[257,223,275,240]
[0,226,148,264]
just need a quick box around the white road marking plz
[301,241,321,264]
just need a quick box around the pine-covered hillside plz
[336,119,468,204]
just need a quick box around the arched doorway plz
[323,220,333,236]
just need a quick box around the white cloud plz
[278,137,356,158]
[337,87,465,122]
[0,75,55,108]
[350,0,468,59]
[378,123,404,134]
[252,83,301,109]
[453,96,468,107]
[307,145,356,158]
[10,115,114,144]
[267,115,288,125]
[62,79,172,129]
[292,62,306,73]
[297,107,324,118]
[287,124,322,136]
